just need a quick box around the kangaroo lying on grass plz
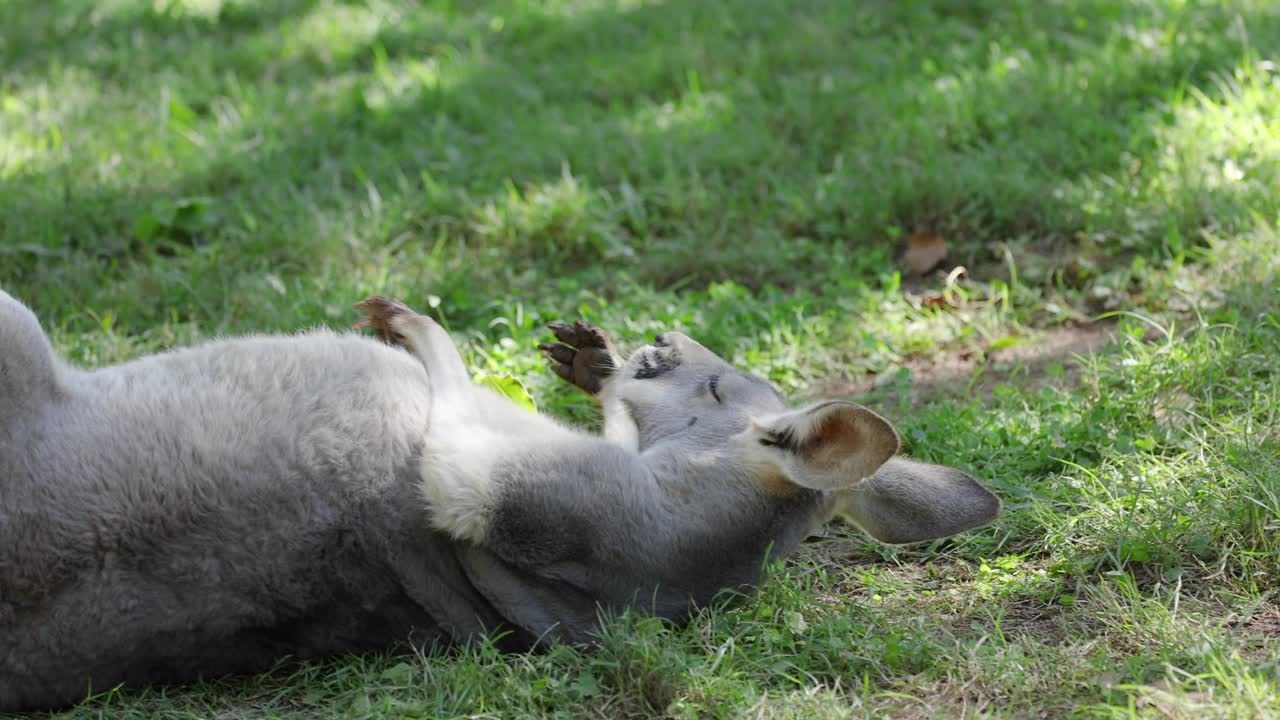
[0,289,999,712]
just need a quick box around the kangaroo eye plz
[708,375,722,403]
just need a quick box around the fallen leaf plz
[918,291,956,309]
[784,610,809,634]
[904,232,947,275]
[988,334,1025,351]
[475,374,537,413]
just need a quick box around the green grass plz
[4,0,1280,717]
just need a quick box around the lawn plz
[3,0,1280,717]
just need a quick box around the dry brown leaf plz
[918,291,957,309]
[904,232,947,275]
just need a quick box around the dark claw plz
[550,362,574,384]
[578,322,611,350]
[546,320,574,340]
[538,341,577,366]
[546,320,612,351]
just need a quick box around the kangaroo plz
[0,290,999,712]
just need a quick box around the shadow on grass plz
[1,0,1277,325]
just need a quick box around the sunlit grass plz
[4,0,1280,717]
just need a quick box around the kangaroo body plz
[0,290,999,712]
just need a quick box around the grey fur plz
[0,291,1000,712]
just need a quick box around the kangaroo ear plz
[751,401,901,491]
[456,545,603,647]
[831,457,1002,544]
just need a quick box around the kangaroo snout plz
[646,331,718,362]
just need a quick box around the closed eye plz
[708,374,722,403]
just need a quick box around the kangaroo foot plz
[540,320,622,397]
[353,295,424,347]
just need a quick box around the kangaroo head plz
[605,331,900,492]
[598,328,1001,544]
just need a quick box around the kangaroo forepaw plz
[353,295,422,347]
[540,320,622,396]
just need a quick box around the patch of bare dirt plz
[966,595,1070,645]
[1238,601,1280,662]
[1242,603,1280,638]
[804,322,1117,406]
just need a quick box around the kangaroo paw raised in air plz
[540,320,623,397]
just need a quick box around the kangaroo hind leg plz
[0,289,63,424]
[354,295,472,410]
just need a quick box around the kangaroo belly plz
[0,331,437,711]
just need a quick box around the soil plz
[803,322,1118,406]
